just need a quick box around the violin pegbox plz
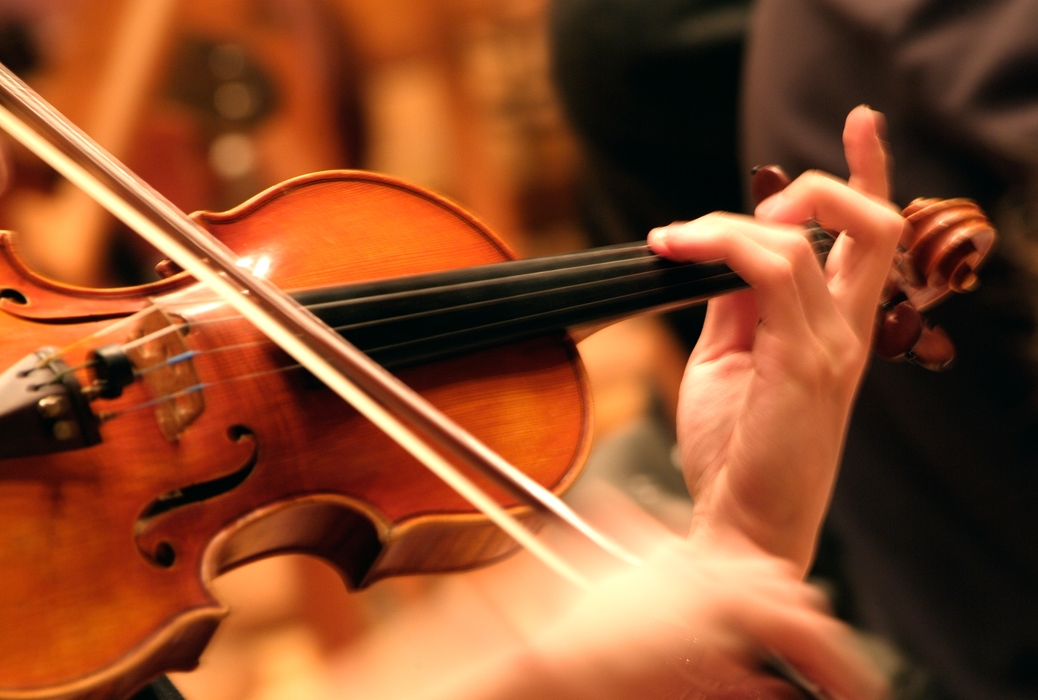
[876,198,995,370]
[749,165,997,371]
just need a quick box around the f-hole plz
[139,425,257,519]
[0,288,28,305]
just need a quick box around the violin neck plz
[291,242,745,369]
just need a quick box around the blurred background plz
[4,3,1034,700]
[0,0,590,286]
[0,1,706,698]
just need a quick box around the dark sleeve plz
[742,3,1038,700]
[742,0,1038,211]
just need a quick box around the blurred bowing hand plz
[419,108,901,700]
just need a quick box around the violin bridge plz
[125,307,204,441]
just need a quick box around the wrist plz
[686,507,816,577]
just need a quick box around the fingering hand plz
[649,107,903,572]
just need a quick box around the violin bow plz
[0,60,837,700]
[0,62,639,587]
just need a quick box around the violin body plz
[0,162,998,699]
[0,171,590,700]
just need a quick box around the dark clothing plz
[744,2,1038,699]
[552,0,747,236]
[551,0,751,238]
[132,677,185,700]
[550,0,750,348]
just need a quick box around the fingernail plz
[871,109,888,142]
[647,226,670,254]
[857,103,887,141]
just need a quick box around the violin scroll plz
[750,165,997,370]
[878,197,995,369]
[899,197,995,298]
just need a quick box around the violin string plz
[33,302,171,369]
[128,341,274,379]
[120,322,191,352]
[140,340,271,370]
[36,258,666,575]
[114,311,259,354]
[48,241,687,378]
[98,364,301,420]
[38,331,252,387]
[83,243,665,360]
[69,261,695,429]
[37,359,95,385]
[110,260,705,370]
[0,68,623,588]
[50,340,279,390]
[98,384,206,420]
[28,287,639,584]
[132,350,196,376]
[60,260,702,428]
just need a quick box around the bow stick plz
[0,62,640,587]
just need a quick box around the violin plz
[0,67,995,699]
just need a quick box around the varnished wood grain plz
[0,171,590,699]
